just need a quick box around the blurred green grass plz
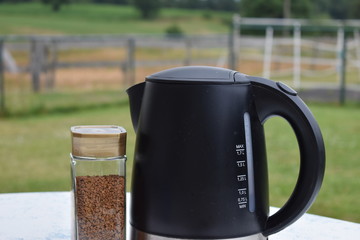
[0,2,231,34]
[0,101,135,192]
[0,102,359,223]
[0,89,126,118]
[3,88,128,117]
[265,103,360,223]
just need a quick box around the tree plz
[132,0,161,19]
[349,0,360,18]
[41,0,70,12]
[206,0,238,12]
[162,0,238,12]
[239,0,283,18]
[92,0,129,4]
[0,0,32,2]
[326,0,357,19]
[291,0,313,18]
[239,0,314,18]
[314,0,360,19]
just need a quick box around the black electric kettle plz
[127,66,325,240]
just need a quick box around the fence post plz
[229,14,241,70]
[263,26,274,79]
[45,39,58,91]
[336,27,344,82]
[30,38,43,92]
[0,39,5,115]
[310,41,319,71]
[354,29,360,82]
[293,23,301,88]
[125,38,135,87]
[339,29,347,105]
[184,37,192,66]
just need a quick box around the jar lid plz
[71,125,126,158]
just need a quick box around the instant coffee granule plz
[75,175,125,240]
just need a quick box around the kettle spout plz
[126,82,145,132]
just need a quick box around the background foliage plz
[1,0,360,19]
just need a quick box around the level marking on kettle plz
[237,175,247,181]
[238,188,247,195]
[244,112,255,213]
[238,197,247,209]
[238,197,247,203]
[236,161,246,167]
[235,144,245,155]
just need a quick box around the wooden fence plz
[0,34,233,92]
[1,24,360,114]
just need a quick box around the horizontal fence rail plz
[1,17,360,115]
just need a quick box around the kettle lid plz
[146,66,249,84]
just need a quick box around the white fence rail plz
[1,21,360,114]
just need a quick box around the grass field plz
[0,102,359,223]
[0,3,231,35]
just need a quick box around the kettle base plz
[130,226,267,240]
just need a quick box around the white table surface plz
[0,191,359,240]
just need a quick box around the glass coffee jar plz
[70,125,127,240]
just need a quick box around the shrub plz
[165,24,184,38]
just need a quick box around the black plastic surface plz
[249,76,325,236]
[126,82,145,131]
[127,66,325,239]
[129,81,267,238]
[276,82,298,96]
[146,66,238,84]
[234,72,251,84]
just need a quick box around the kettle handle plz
[249,76,325,236]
